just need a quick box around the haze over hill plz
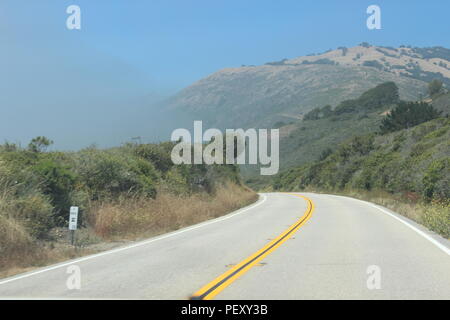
[165,44,450,129]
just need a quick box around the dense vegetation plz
[272,87,449,237]
[0,141,255,273]
[380,101,441,133]
[274,118,449,199]
[304,81,400,117]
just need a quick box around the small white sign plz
[69,206,79,230]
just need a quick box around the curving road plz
[0,193,449,299]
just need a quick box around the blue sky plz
[1,0,449,148]
[4,0,450,90]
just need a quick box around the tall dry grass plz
[0,172,38,272]
[89,183,258,240]
[0,214,97,278]
[0,215,37,270]
[0,182,257,277]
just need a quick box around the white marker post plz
[69,206,79,246]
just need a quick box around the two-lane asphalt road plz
[0,193,449,299]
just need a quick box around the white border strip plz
[328,194,450,256]
[0,194,267,286]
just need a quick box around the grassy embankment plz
[0,141,257,278]
[273,117,450,238]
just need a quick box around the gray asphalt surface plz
[0,193,449,299]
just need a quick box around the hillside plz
[164,45,450,129]
[244,83,449,184]
[272,114,450,237]
[288,44,450,86]
[242,82,406,181]
[274,117,449,197]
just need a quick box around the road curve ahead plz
[0,193,449,299]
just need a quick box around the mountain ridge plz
[165,44,450,129]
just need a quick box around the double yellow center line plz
[190,193,314,300]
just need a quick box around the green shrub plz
[73,149,157,199]
[421,202,450,238]
[32,156,76,221]
[134,143,174,173]
[422,159,450,201]
[10,194,54,239]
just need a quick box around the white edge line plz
[328,194,450,256]
[0,194,268,286]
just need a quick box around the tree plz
[1,141,18,152]
[428,79,443,97]
[380,101,442,133]
[338,46,348,56]
[28,136,54,153]
[304,105,333,120]
[358,82,399,109]
[334,82,399,115]
[33,157,76,222]
[304,107,321,120]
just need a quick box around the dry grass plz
[89,183,258,240]
[301,187,449,239]
[340,189,424,222]
[0,214,96,278]
[0,211,97,278]
[349,190,449,239]
[0,244,96,279]
[0,215,37,270]
[0,182,257,278]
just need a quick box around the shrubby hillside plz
[244,82,404,180]
[272,110,449,236]
[0,141,256,275]
[165,45,450,130]
[274,118,449,200]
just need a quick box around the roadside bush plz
[421,202,450,238]
[72,149,157,199]
[32,156,76,221]
[10,193,54,239]
[422,159,450,201]
[160,166,191,195]
[134,143,174,173]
